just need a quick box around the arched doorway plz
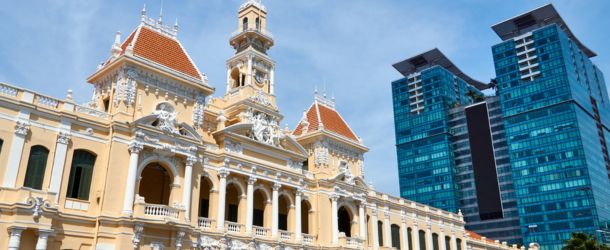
[278,195,292,231]
[301,200,311,234]
[198,177,212,218]
[138,163,172,205]
[253,189,268,227]
[338,206,353,237]
[225,183,241,223]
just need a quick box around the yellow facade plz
[0,1,532,250]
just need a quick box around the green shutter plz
[66,150,96,200]
[24,146,49,190]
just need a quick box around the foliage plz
[563,232,609,250]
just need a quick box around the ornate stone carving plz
[224,139,243,155]
[242,108,282,147]
[186,156,198,166]
[314,139,329,166]
[230,239,248,250]
[153,103,179,134]
[339,161,354,184]
[250,90,272,107]
[133,223,144,248]
[57,131,71,145]
[193,95,205,127]
[286,159,302,169]
[14,120,30,136]
[198,235,217,249]
[273,182,281,191]
[114,68,138,107]
[219,168,230,179]
[26,196,48,219]
[175,230,186,249]
[248,176,257,185]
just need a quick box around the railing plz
[143,204,179,220]
[0,83,19,97]
[230,27,274,40]
[279,230,292,241]
[346,237,361,248]
[75,105,110,119]
[303,234,315,245]
[253,226,270,237]
[226,221,243,233]
[198,217,213,229]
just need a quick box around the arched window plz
[408,227,413,250]
[253,189,267,227]
[199,177,212,218]
[377,221,384,246]
[456,238,462,250]
[391,224,401,248]
[139,163,172,205]
[433,233,440,250]
[242,18,249,31]
[23,145,49,190]
[66,150,96,200]
[255,17,260,30]
[445,236,451,250]
[301,200,311,234]
[419,230,427,250]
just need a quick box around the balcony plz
[339,234,363,249]
[279,230,292,241]
[226,221,244,234]
[198,217,214,230]
[253,226,270,237]
[133,202,184,222]
[230,27,274,41]
[303,234,315,245]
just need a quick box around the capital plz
[248,176,257,185]
[330,193,340,202]
[128,141,144,154]
[219,169,230,179]
[359,202,367,209]
[273,182,281,191]
[57,131,71,145]
[296,188,304,197]
[14,121,30,137]
[186,156,198,166]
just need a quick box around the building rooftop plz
[392,48,488,90]
[293,94,360,143]
[491,4,596,58]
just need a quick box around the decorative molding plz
[57,131,72,145]
[153,103,179,134]
[175,230,186,249]
[129,141,144,154]
[132,223,144,248]
[219,168,230,179]
[248,176,257,185]
[14,120,30,137]
[250,90,273,107]
[314,139,329,166]
[26,196,49,219]
[192,95,205,127]
[273,182,281,191]
[224,139,243,155]
[241,108,282,147]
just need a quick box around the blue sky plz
[1,1,609,196]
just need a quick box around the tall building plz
[392,4,610,250]
[0,1,523,250]
[491,4,610,249]
[391,49,522,244]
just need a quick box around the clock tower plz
[225,0,276,98]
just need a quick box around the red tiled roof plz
[293,102,359,142]
[119,26,202,80]
[466,230,496,244]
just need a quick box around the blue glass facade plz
[493,24,610,249]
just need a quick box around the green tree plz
[563,232,609,250]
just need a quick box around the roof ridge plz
[174,37,207,83]
[314,101,323,129]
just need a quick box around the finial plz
[314,86,318,95]
[173,18,179,32]
[158,5,163,25]
[141,4,147,17]
[114,31,121,45]
[66,89,73,102]
[111,31,122,58]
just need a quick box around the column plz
[3,120,30,188]
[272,182,281,237]
[440,227,446,250]
[413,224,419,250]
[384,208,392,247]
[122,142,143,215]
[358,203,366,240]
[182,156,196,222]
[216,169,229,230]
[246,55,253,86]
[7,227,24,250]
[35,230,52,250]
[451,229,457,250]
[427,224,433,250]
[330,194,339,246]
[400,215,408,250]
[49,131,70,203]
[295,189,302,241]
[371,206,379,249]
[269,68,275,94]
[246,176,256,234]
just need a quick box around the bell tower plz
[225,0,276,97]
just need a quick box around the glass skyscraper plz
[491,4,610,249]
[392,5,610,249]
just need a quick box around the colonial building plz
[0,1,532,249]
